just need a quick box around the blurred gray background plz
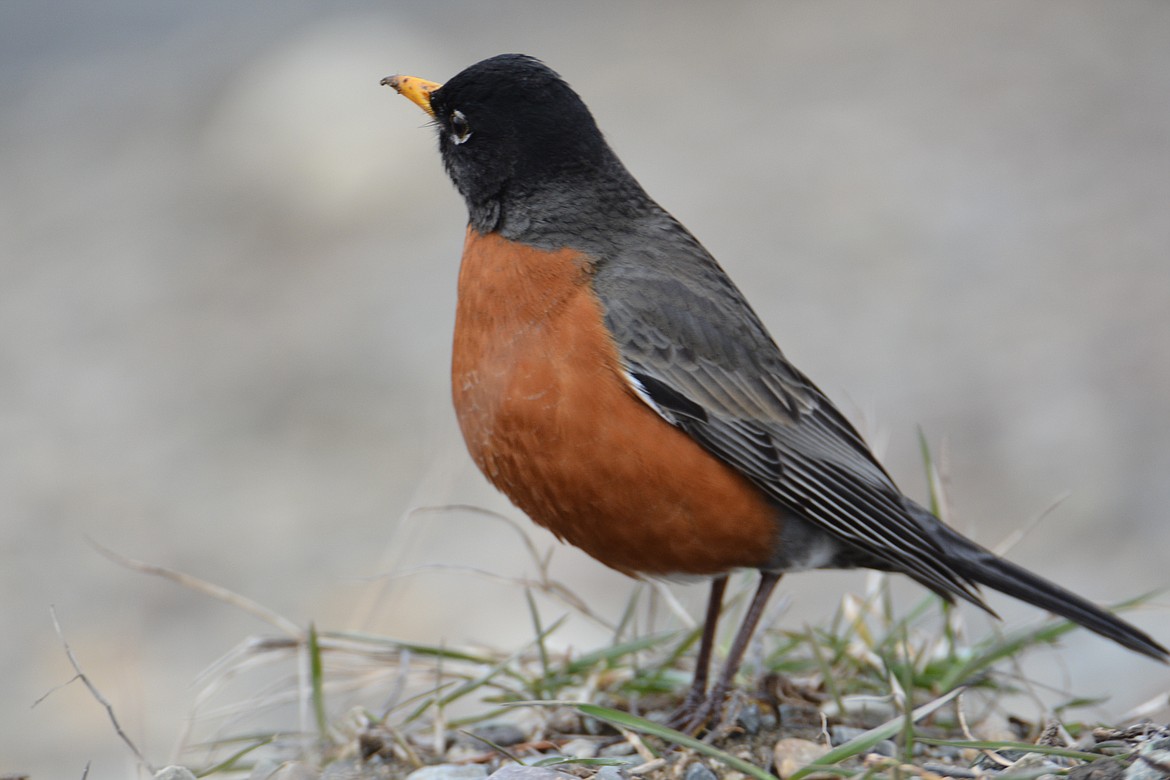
[2,1,1168,777]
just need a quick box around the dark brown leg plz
[669,575,728,725]
[681,571,782,735]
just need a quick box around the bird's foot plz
[665,694,705,734]
[667,693,731,737]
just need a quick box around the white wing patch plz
[623,370,677,425]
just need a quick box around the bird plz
[381,54,1167,732]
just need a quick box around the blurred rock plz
[487,766,574,780]
[591,767,627,780]
[323,757,393,780]
[1125,737,1170,780]
[560,738,599,759]
[462,723,528,748]
[736,702,763,735]
[1069,759,1126,780]
[773,737,829,779]
[406,765,488,780]
[829,725,895,757]
[684,762,718,780]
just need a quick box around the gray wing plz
[592,237,985,604]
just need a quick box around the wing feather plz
[592,236,984,604]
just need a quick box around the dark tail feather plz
[924,517,1168,662]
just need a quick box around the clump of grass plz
[84,444,1164,778]
[111,547,1158,778]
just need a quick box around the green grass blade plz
[896,646,916,764]
[525,588,552,698]
[404,615,570,724]
[930,557,1165,691]
[914,738,1104,761]
[662,624,704,669]
[566,633,676,675]
[307,622,328,738]
[571,703,778,780]
[434,656,524,714]
[195,735,276,777]
[459,728,524,764]
[789,686,965,780]
[917,428,943,518]
[325,630,504,665]
[936,620,1079,691]
[612,583,643,644]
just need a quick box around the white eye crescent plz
[450,110,472,145]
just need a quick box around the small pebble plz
[1003,753,1066,778]
[829,726,864,745]
[828,726,894,757]
[584,716,609,736]
[467,723,528,748]
[776,703,822,731]
[407,764,489,780]
[560,738,599,759]
[1144,737,1170,752]
[1125,739,1170,780]
[1099,744,1135,757]
[823,698,895,727]
[773,737,829,779]
[487,766,575,780]
[1069,759,1125,780]
[932,745,963,761]
[447,744,492,763]
[600,741,636,757]
[684,762,718,780]
[1075,734,1100,752]
[920,763,976,779]
[323,758,392,780]
[592,768,627,780]
[548,708,581,734]
[736,703,763,735]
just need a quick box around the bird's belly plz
[451,230,779,577]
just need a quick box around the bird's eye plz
[450,110,472,145]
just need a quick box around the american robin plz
[382,54,1167,731]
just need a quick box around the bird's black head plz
[385,54,634,234]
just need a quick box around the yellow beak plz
[381,74,443,118]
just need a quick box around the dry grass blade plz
[47,606,153,772]
[399,505,615,628]
[89,538,301,637]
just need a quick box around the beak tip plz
[382,73,442,119]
